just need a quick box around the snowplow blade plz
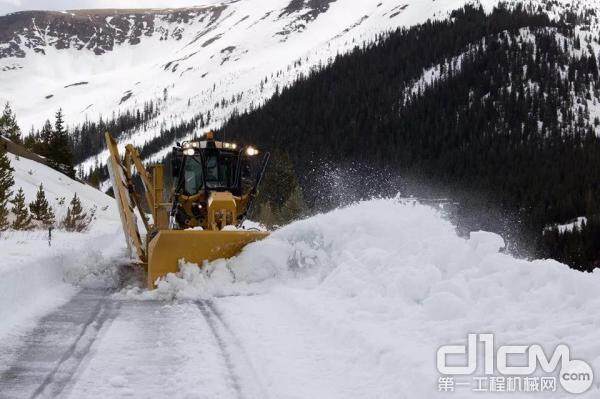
[147,230,269,288]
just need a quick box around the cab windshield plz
[205,153,235,189]
[181,152,237,194]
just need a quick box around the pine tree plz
[29,183,55,227]
[23,126,37,150]
[0,102,22,144]
[49,109,74,177]
[0,144,14,230]
[88,158,101,189]
[11,187,32,230]
[62,193,90,232]
[37,119,53,156]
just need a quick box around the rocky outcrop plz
[0,6,227,58]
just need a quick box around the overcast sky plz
[0,0,220,16]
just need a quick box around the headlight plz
[183,148,195,156]
[231,143,237,149]
[183,142,199,149]
[246,146,259,156]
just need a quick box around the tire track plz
[32,299,121,399]
[0,289,121,399]
[196,300,244,399]
[195,299,269,399]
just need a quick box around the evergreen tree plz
[49,109,74,177]
[34,119,53,157]
[23,126,37,150]
[11,187,32,230]
[0,144,14,230]
[0,102,22,144]
[62,193,91,232]
[29,183,55,227]
[88,166,101,189]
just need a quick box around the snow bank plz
[129,197,600,397]
[131,197,600,305]
[0,153,126,351]
[0,228,125,338]
[0,226,127,375]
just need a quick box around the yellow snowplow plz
[105,132,270,288]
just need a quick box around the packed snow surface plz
[116,197,600,398]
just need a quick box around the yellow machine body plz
[105,132,270,289]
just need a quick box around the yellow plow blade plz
[147,230,269,288]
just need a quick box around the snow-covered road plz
[0,288,391,399]
[0,289,119,398]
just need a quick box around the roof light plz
[245,146,259,156]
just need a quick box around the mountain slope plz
[7,152,116,220]
[0,0,499,170]
[209,3,600,269]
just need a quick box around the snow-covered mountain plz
[1,0,600,170]
[0,0,507,169]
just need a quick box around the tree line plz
[0,109,94,233]
[2,103,76,178]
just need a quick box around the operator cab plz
[170,131,266,228]
[180,147,237,195]
[172,132,261,195]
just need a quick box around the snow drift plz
[142,197,600,305]
[0,153,125,347]
[130,197,600,397]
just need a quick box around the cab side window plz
[183,158,204,194]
